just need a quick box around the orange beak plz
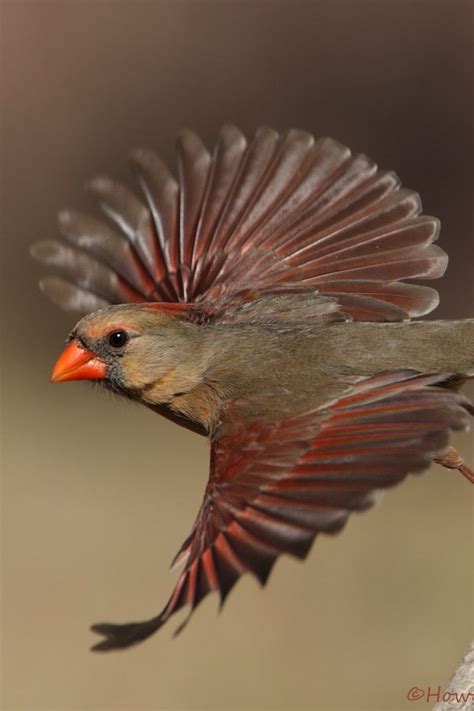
[50,339,107,383]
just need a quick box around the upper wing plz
[90,370,470,651]
[32,125,446,321]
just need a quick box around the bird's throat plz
[169,382,223,433]
[139,366,223,433]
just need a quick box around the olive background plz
[1,1,472,710]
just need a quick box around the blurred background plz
[1,1,472,709]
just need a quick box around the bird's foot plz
[434,445,473,484]
[458,463,474,484]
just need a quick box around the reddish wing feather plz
[32,125,445,320]
[90,370,470,650]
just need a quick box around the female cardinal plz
[31,125,474,651]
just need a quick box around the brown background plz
[1,1,473,710]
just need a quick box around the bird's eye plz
[107,330,129,349]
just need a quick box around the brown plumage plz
[31,125,474,651]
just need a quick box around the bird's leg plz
[434,445,474,484]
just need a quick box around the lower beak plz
[51,339,107,383]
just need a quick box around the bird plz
[31,125,474,652]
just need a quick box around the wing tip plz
[37,276,74,311]
[37,276,109,313]
[408,286,440,317]
[128,146,160,170]
[90,616,167,652]
[427,215,441,242]
[85,175,115,197]
[30,241,48,261]
[176,127,209,155]
[30,240,63,264]
[57,208,76,232]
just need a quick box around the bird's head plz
[50,303,205,403]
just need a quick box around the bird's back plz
[200,309,474,427]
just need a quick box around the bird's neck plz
[162,324,296,433]
[136,354,221,433]
[139,323,272,434]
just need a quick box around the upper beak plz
[50,338,107,383]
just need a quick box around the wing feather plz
[32,126,446,321]
[129,148,180,297]
[90,370,470,650]
[176,130,211,295]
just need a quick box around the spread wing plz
[32,125,446,321]
[90,370,470,651]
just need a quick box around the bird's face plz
[51,304,203,402]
